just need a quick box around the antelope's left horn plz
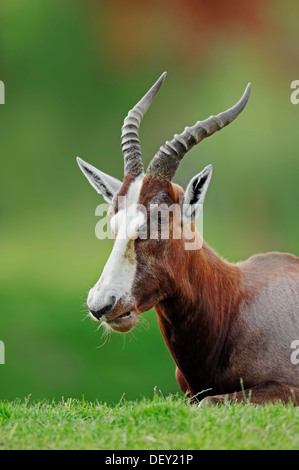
[121,72,167,176]
[147,83,251,181]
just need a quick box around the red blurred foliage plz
[176,0,266,31]
[93,0,270,66]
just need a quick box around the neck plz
[155,241,244,397]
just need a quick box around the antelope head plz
[77,73,251,332]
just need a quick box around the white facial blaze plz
[87,175,145,316]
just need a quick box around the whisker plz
[136,314,150,332]
[81,313,91,322]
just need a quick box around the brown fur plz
[130,177,299,405]
[97,175,299,405]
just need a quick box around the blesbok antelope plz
[77,73,299,406]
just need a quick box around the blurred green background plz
[0,0,299,403]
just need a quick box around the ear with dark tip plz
[182,164,213,224]
[76,157,122,204]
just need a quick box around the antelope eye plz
[150,210,169,226]
[138,224,147,237]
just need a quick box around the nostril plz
[89,296,117,320]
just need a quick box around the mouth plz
[115,311,131,320]
[105,311,137,332]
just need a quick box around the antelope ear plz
[182,164,213,224]
[76,157,122,204]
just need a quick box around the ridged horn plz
[147,83,251,181]
[121,72,167,176]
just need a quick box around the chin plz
[105,311,138,333]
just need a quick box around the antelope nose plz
[89,296,117,320]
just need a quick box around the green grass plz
[0,394,298,450]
